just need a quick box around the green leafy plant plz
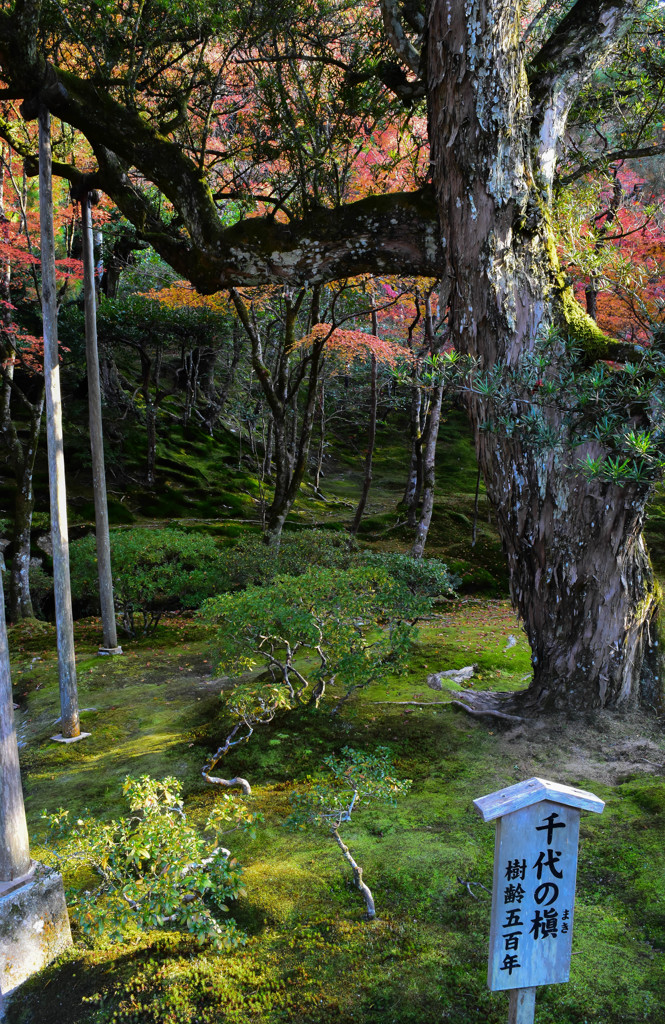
[42,775,260,948]
[69,528,228,635]
[217,529,357,591]
[201,558,455,791]
[286,747,411,919]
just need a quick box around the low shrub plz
[69,528,228,635]
[41,775,258,949]
[217,529,357,590]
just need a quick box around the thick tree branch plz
[380,0,422,74]
[0,15,441,290]
[347,59,426,106]
[528,0,649,187]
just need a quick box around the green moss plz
[9,604,665,1023]
[561,288,619,360]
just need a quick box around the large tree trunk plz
[486,439,660,709]
[428,0,660,710]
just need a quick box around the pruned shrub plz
[69,528,228,635]
[217,529,356,591]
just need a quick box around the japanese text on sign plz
[487,802,580,991]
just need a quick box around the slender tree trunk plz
[81,191,119,651]
[39,105,80,738]
[411,380,444,558]
[146,403,157,486]
[8,417,42,621]
[140,345,161,488]
[262,415,273,482]
[0,559,31,880]
[403,373,423,526]
[313,379,326,493]
[231,288,325,550]
[350,351,378,537]
[265,341,325,547]
[428,0,661,710]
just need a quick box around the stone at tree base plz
[427,665,476,690]
[0,862,71,1019]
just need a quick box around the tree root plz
[373,691,525,722]
[448,698,525,723]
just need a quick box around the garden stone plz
[427,665,476,689]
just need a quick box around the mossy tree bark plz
[428,0,660,709]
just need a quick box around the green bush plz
[203,556,455,710]
[217,529,357,591]
[42,775,257,949]
[360,551,459,600]
[69,528,228,635]
[28,563,53,619]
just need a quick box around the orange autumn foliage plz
[294,322,412,367]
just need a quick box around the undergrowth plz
[8,603,665,1024]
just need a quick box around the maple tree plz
[229,281,411,547]
[0,129,82,621]
[1,1,664,710]
[558,163,665,342]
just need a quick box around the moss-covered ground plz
[8,602,665,1024]
[7,388,665,1022]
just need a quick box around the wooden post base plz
[508,987,536,1024]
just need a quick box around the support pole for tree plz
[38,106,82,740]
[0,561,31,881]
[80,191,120,654]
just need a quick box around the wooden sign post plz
[473,777,605,1023]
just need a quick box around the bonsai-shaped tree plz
[286,747,411,920]
[201,558,455,792]
[42,775,260,948]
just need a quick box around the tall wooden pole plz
[0,562,31,881]
[80,192,119,652]
[38,106,81,739]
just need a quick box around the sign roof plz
[473,777,605,822]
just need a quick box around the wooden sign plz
[474,778,604,1020]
